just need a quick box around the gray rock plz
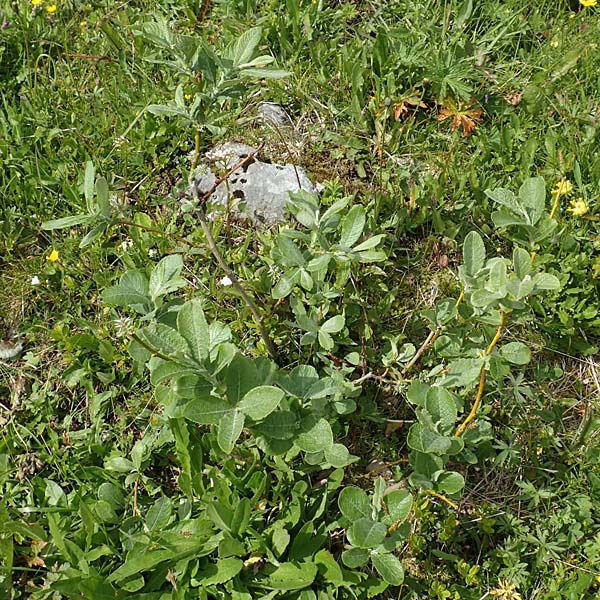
[191,143,316,227]
[257,102,293,127]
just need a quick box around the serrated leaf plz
[107,521,214,583]
[172,374,212,399]
[272,236,306,267]
[439,358,484,388]
[485,187,525,218]
[268,561,318,590]
[102,270,152,313]
[225,354,257,404]
[519,176,546,225]
[195,557,243,587]
[271,525,291,558]
[499,342,531,365]
[321,314,345,334]
[407,423,452,455]
[84,160,96,204]
[338,486,371,521]
[295,417,334,453]
[237,54,275,69]
[231,498,251,537]
[149,254,186,301]
[240,67,290,79]
[255,411,298,440]
[406,381,429,406]
[425,386,457,432]
[273,268,300,299]
[315,549,343,585]
[183,397,232,425]
[177,299,209,362]
[491,209,528,229]
[353,234,386,252]
[306,253,332,272]
[41,214,95,230]
[217,409,245,453]
[371,552,404,586]
[96,176,110,217]
[238,386,284,420]
[532,272,560,291]
[137,323,189,358]
[339,204,366,248]
[462,231,485,276]
[471,288,504,308]
[347,518,387,549]
[384,489,412,523]
[435,471,465,495]
[147,104,190,118]
[357,249,387,262]
[146,497,172,531]
[318,329,334,351]
[324,443,354,467]
[513,247,532,279]
[487,258,508,292]
[79,222,108,248]
[341,547,370,568]
[231,27,262,67]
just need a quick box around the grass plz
[1,0,600,598]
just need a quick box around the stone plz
[190,142,317,227]
[257,102,293,127]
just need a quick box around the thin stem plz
[426,489,459,510]
[401,291,463,377]
[401,327,442,376]
[455,310,508,437]
[549,187,562,221]
[188,133,277,360]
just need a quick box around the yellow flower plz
[47,249,59,262]
[490,579,522,600]
[550,39,560,47]
[46,4,57,13]
[31,0,43,5]
[552,178,573,197]
[580,0,597,7]
[567,197,589,217]
[184,93,192,101]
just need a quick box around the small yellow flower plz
[31,0,43,5]
[184,93,192,101]
[552,178,573,197]
[567,197,589,217]
[46,4,57,13]
[550,39,560,48]
[47,249,59,262]
[79,20,87,28]
[580,0,597,7]
[490,579,522,600]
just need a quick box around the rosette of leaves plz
[338,479,413,587]
[405,189,561,496]
[101,259,359,469]
[269,190,386,353]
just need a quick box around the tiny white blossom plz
[31,276,40,286]
[120,240,133,251]
[148,248,156,257]
[220,276,233,286]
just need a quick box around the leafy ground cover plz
[1,0,600,598]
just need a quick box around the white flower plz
[31,276,40,286]
[220,276,233,286]
[148,248,156,257]
[120,240,133,251]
